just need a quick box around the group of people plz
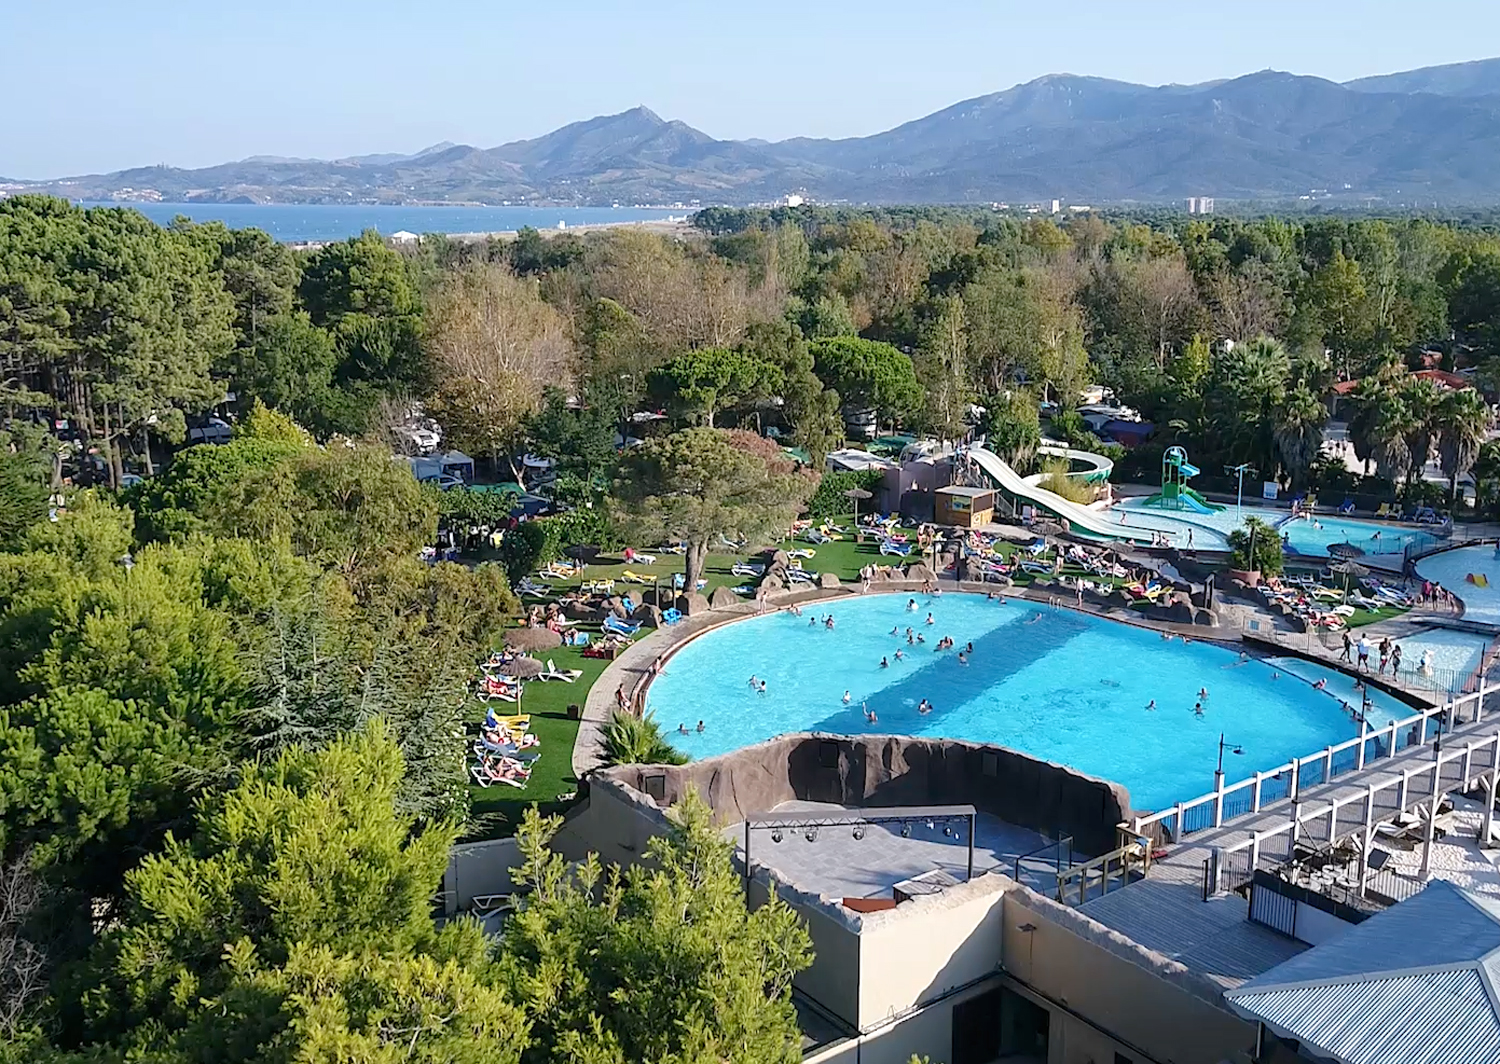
[1418,580,1458,611]
[1340,632,1409,676]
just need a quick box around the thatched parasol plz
[1329,558,1369,602]
[505,656,545,679]
[504,627,563,652]
[843,486,874,526]
[1327,541,1366,560]
[564,544,601,563]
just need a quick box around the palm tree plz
[600,710,689,767]
[1436,387,1491,506]
[1272,385,1326,490]
[1399,377,1444,489]
[1370,392,1416,487]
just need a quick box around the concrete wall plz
[1001,889,1257,1064]
[857,875,1008,1031]
[804,979,1010,1064]
[442,837,521,916]
[595,732,1132,854]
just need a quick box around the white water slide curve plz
[965,446,1154,544]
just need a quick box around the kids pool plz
[645,593,1408,811]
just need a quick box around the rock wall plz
[596,732,1131,855]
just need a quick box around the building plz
[934,485,996,529]
[1187,198,1215,215]
[389,230,419,244]
[1050,199,1061,214]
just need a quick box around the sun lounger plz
[581,579,615,594]
[719,534,747,550]
[879,540,912,557]
[660,543,687,555]
[620,570,651,584]
[629,552,657,564]
[539,659,583,682]
[602,616,641,636]
[731,562,765,577]
[732,585,753,595]
[787,548,816,559]
[516,578,552,597]
[806,530,831,544]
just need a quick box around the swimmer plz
[894,649,905,661]
[907,598,918,611]
[1272,671,1280,680]
[1198,687,1209,699]
[965,642,973,655]
[757,680,768,694]
[906,627,915,639]
[891,626,900,636]
[1312,678,1327,690]
[1160,631,1172,641]
[825,615,835,630]
[842,690,852,704]
[880,656,890,669]
[907,632,915,645]
[864,703,877,723]
[809,616,818,627]
[748,675,758,688]
[1027,612,1043,624]
[696,720,705,733]
[918,699,933,715]
[917,633,926,644]
[925,613,935,625]
[1193,702,1204,717]
[957,652,968,665]
[1146,699,1156,711]
[679,723,690,734]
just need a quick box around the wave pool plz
[645,593,1405,810]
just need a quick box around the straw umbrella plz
[1329,558,1369,603]
[504,656,545,679]
[504,627,562,653]
[843,487,873,528]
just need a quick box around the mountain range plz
[10,57,1500,207]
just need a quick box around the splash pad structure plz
[1140,447,1223,515]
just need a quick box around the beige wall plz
[443,837,521,915]
[857,877,1008,1030]
[804,979,1007,1064]
[1001,892,1257,1064]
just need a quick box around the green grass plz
[1346,604,1410,628]
[464,642,614,839]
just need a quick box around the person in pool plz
[907,598,918,611]
[1146,699,1156,711]
[1193,702,1204,717]
[1313,678,1327,690]
[842,690,851,704]
[880,656,890,668]
[917,699,933,715]
[678,723,690,734]
[957,651,968,665]
[925,613,935,625]
[825,615,836,630]
[891,626,900,636]
[965,642,973,654]
[757,679,768,694]
[864,703,877,723]
[894,648,905,661]
[1027,612,1043,624]
[748,675,758,688]
[1198,686,1209,699]
[696,720,705,732]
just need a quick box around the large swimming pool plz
[646,593,1408,811]
[1106,499,1438,559]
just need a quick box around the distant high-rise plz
[1050,199,1061,214]
[1186,197,1215,214]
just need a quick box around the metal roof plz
[1224,882,1500,1064]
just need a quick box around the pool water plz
[1384,628,1491,695]
[1108,499,1436,559]
[1418,545,1500,627]
[646,593,1405,811]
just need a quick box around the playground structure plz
[1140,447,1223,514]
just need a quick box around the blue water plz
[1111,499,1436,558]
[81,202,683,243]
[646,593,1405,811]
[1418,546,1500,627]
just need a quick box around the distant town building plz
[783,193,805,208]
[1050,199,1061,214]
[1186,197,1215,214]
[389,230,419,244]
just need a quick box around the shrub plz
[498,520,550,582]
[1036,459,1094,504]
[600,710,688,767]
[807,468,885,519]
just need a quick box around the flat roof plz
[936,485,995,498]
[729,801,1067,905]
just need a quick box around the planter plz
[1229,568,1261,587]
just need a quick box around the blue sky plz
[4,0,1498,178]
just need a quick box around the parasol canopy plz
[504,627,563,652]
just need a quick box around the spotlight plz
[925,820,935,831]
[805,827,818,843]
[943,825,954,838]
[852,825,866,841]
[900,823,912,838]
[771,829,783,844]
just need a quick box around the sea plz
[81,202,688,244]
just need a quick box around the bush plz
[807,469,885,519]
[498,520,550,582]
[600,710,688,767]
[1037,459,1094,504]
[1228,516,1283,576]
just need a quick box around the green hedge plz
[807,469,885,519]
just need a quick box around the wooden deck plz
[1081,709,1500,988]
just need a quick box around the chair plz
[602,616,641,637]
[1374,502,1393,518]
[661,607,684,625]
[880,540,912,557]
[539,659,583,682]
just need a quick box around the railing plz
[1131,682,1490,847]
[1055,841,1149,905]
[1013,834,1074,890]
[1212,723,1500,897]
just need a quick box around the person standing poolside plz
[1340,631,1352,663]
[1357,635,1371,670]
[1392,644,1403,674]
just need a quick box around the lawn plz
[465,641,614,839]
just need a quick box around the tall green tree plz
[914,295,974,442]
[613,429,814,592]
[1272,385,1326,490]
[809,336,922,430]
[647,346,782,428]
[501,793,812,1064]
[1435,387,1490,505]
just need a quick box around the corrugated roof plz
[1225,882,1500,1064]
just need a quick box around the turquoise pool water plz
[646,594,1406,811]
[1418,545,1500,627]
[1109,499,1436,559]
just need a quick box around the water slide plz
[966,447,1155,544]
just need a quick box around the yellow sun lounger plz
[620,570,652,583]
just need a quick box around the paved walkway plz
[1079,705,1500,988]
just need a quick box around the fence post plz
[1291,759,1301,801]
[1323,745,1334,783]
[1173,802,1185,841]
[1399,768,1410,811]
[1388,719,1400,759]
[1214,777,1226,829]
[1252,772,1263,814]
[1464,741,1475,786]
[1360,785,1377,898]
[1484,732,1500,847]
[1327,797,1339,840]
[1357,718,1370,771]
[1479,673,1488,723]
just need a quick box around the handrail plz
[1131,681,1486,841]
[1055,841,1150,905]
